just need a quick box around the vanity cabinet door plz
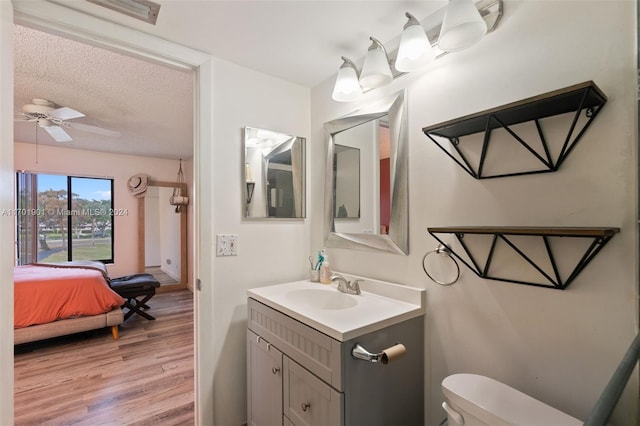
[283,356,343,426]
[248,330,283,426]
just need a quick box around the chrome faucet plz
[330,274,361,295]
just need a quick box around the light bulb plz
[395,12,435,72]
[438,0,487,52]
[359,37,393,89]
[331,57,363,102]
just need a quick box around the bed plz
[14,261,125,345]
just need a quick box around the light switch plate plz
[216,234,238,256]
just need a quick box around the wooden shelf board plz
[422,81,607,139]
[427,226,620,238]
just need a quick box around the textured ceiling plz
[14,24,194,160]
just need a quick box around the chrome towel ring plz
[422,244,460,286]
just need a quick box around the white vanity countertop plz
[247,274,426,342]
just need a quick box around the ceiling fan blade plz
[43,125,73,142]
[61,121,121,137]
[48,106,85,120]
[14,113,36,121]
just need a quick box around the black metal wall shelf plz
[422,81,607,179]
[427,226,619,289]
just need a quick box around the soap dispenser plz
[319,255,332,284]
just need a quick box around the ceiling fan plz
[15,98,121,142]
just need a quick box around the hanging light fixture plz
[438,0,488,52]
[395,12,435,73]
[330,0,502,102]
[331,57,363,102]
[359,37,393,89]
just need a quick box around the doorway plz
[5,2,215,424]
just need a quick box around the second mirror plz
[243,127,306,219]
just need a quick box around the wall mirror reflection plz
[243,127,306,219]
[138,180,188,288]
[334,144,361,220]
[324,90,408,255]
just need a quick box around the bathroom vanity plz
[247,277,426,426]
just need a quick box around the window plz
[16,172,115,264]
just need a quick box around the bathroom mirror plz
[324,90,408,255]
[137,180,188,289]
[243,127,306,219]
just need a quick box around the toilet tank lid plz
[441,374,582,426]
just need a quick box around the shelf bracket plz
[422,81,607,179]
[427,227,619,289]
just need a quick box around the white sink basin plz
[247,275,426,341]
[286,288,358,310]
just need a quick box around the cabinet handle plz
[256,335,272,351]
[301,402,311,412]
[272,367,280,375]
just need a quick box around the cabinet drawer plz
[283,356,343,426]
[248,298,342,390]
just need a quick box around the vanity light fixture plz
[330,0,502,102]
[359,37,394,89]
[332,57,363,102]
[395,12,435,73]
[438,0,488,52]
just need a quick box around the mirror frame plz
[137,179,188,290]
[242,126,307,220]
[324,90,408,255]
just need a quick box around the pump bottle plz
[319,255,332,284]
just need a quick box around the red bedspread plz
[14,264,125,329]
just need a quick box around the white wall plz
[210,58,310,425]
[14,142,193,280]
[311,1,637,425]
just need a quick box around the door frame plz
[3,1,215,424]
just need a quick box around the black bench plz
[110,274,161,321]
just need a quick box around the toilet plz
[441,373,582,426]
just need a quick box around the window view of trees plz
[16,173,114,264]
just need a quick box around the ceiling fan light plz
[23,103,53,115]
[359,37,393,89]
[438,0,487,52]
[395,12,435,73]
[332,56,363,102]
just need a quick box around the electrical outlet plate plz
[216,234,238,256]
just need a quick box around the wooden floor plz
[14,289,194,426]
[145,266,179,286]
